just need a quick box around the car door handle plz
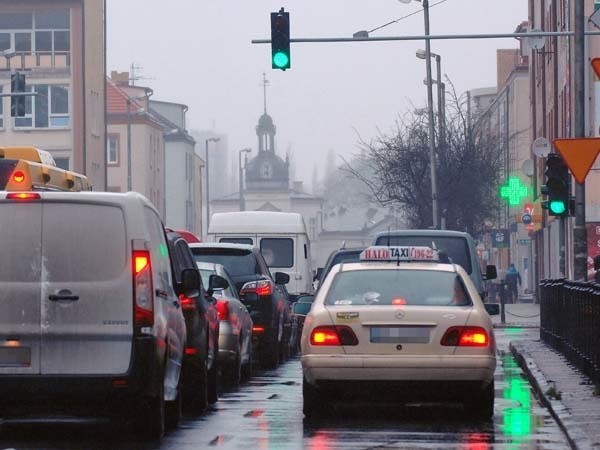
[155,289,169,299]
[49,290,79,302]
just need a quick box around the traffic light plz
[270,8,290,70]
[541,153,570,217]
[10,72,26,118]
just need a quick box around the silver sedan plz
[197,262,253,386]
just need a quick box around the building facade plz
[106,75,166,219]
[0,0,106,189]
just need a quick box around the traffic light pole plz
[573,2,587,281]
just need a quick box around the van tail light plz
[6,192,40,200]
[441,326,489,347]
[216,300,230,320]
[179,294,196,311]
[240,280,274,297]
[310,326,358,346]
[133,250,154,329]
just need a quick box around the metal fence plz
[540,278,600,384]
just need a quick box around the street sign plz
[517,239,531,245]
[593,58,600,77]
[532,137,551,157]
[491,229,509,248]
[521,213,532,225]
[553,138,600,184]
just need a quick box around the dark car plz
[189,243,292,369]
[166,231,220,413]
[315,247,365,291]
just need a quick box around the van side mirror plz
[208,274,228,297]
[181,268,200,297]
[484,303,500,316]
[485,265,497,280]
[275,272,290,285]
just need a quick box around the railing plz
[540,278,600,384]
[0,52,70,71]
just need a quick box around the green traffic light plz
[549,200,567,215]
[272,51,289,68]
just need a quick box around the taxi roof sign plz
[360,246,438,262]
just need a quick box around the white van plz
[0,191,190,439]
[208,211,313,297]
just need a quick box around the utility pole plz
[574,1,587,280]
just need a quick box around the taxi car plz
[300,246,497,419]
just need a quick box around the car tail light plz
[6,192,40,200]
[12,171,25,183]
[179,294,196,311]
[185,347,198,356]
[216,300,230,320]
[133,250,154,329]
[441,326,489,347]
[252,325,265,334]
[310,326,358,346]
[240,280,274,297]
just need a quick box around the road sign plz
[491,229,509,248]
[553,138,600,184]
[592,57,600,77]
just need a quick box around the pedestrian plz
[505,263,522,304]
[594,255,600,284]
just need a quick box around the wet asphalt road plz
[0,328,570,450]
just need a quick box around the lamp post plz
[238,148,252,211]
[399,0,438,228]
[416,49,445,148]
[205,137,220,233]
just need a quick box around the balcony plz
[0,51,70,72]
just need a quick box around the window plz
[260,238,294,268]
[107,135,119,165]
[0,11,69,54]
[220,237,253,245]
[14,84,69,129]
[54,157,69,170]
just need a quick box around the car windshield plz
[191,248,258,277]
[324,269,471,307]
[375,236,472,274]
[198,269,213,287]
[323,251,363,279]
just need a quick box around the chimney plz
[110,71,130,87]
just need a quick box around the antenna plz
[129,62,154,86]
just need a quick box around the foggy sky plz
[107,1,527,187]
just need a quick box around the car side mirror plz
[275,272,290,285]
[485,265,497,280]
[484,303,500,316]
[181,268,200,297]
[296,295,315,304]
[314,267,323,281]
[293,302,312,316]
[207,274,228,297]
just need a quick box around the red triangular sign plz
[553,138,600,184]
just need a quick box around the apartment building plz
[0,1,106,190]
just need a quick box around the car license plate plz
[0,347,31,366]
[370,327,430,343]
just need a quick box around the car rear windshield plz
[220,237,253,245]
[375,236,472,274]
[191,248,258,277]
[324,269,471,307]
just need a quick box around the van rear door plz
[0,201,42,375]
[40,202,133,375]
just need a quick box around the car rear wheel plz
[302,377,320,419]
[207,347,219,404]
[165,383,182,431]
[136,383,165,440]
[241,343,253,381]
[224,351,242,388]
[183,357,208,415]
[470,381,494,419]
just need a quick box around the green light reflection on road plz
[501,353,532,441]
[504,327,524,336]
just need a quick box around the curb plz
[510,341,594,450]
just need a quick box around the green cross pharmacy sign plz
[500,177,528,206]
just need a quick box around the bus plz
[0,146,90,191]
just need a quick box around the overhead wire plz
[368,0,450,35]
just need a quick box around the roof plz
[106,80,144,115]
[208,211,307,234]
[189,242,255,251]
[374,229,473,239]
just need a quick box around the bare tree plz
[346,89,502,235]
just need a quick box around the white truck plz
[208,211,313,297]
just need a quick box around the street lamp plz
[417,49,445,148]
[398,0,438,228]
[238,148,252,211]
[205,137,220,234]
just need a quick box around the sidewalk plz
[502,303,600,449]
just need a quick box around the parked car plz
[291,295,315,352]
[166,231,220,412]
[315,247,365,291]
[196,262,253,386]
[0,191,187,440]
[189,243,292,369]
